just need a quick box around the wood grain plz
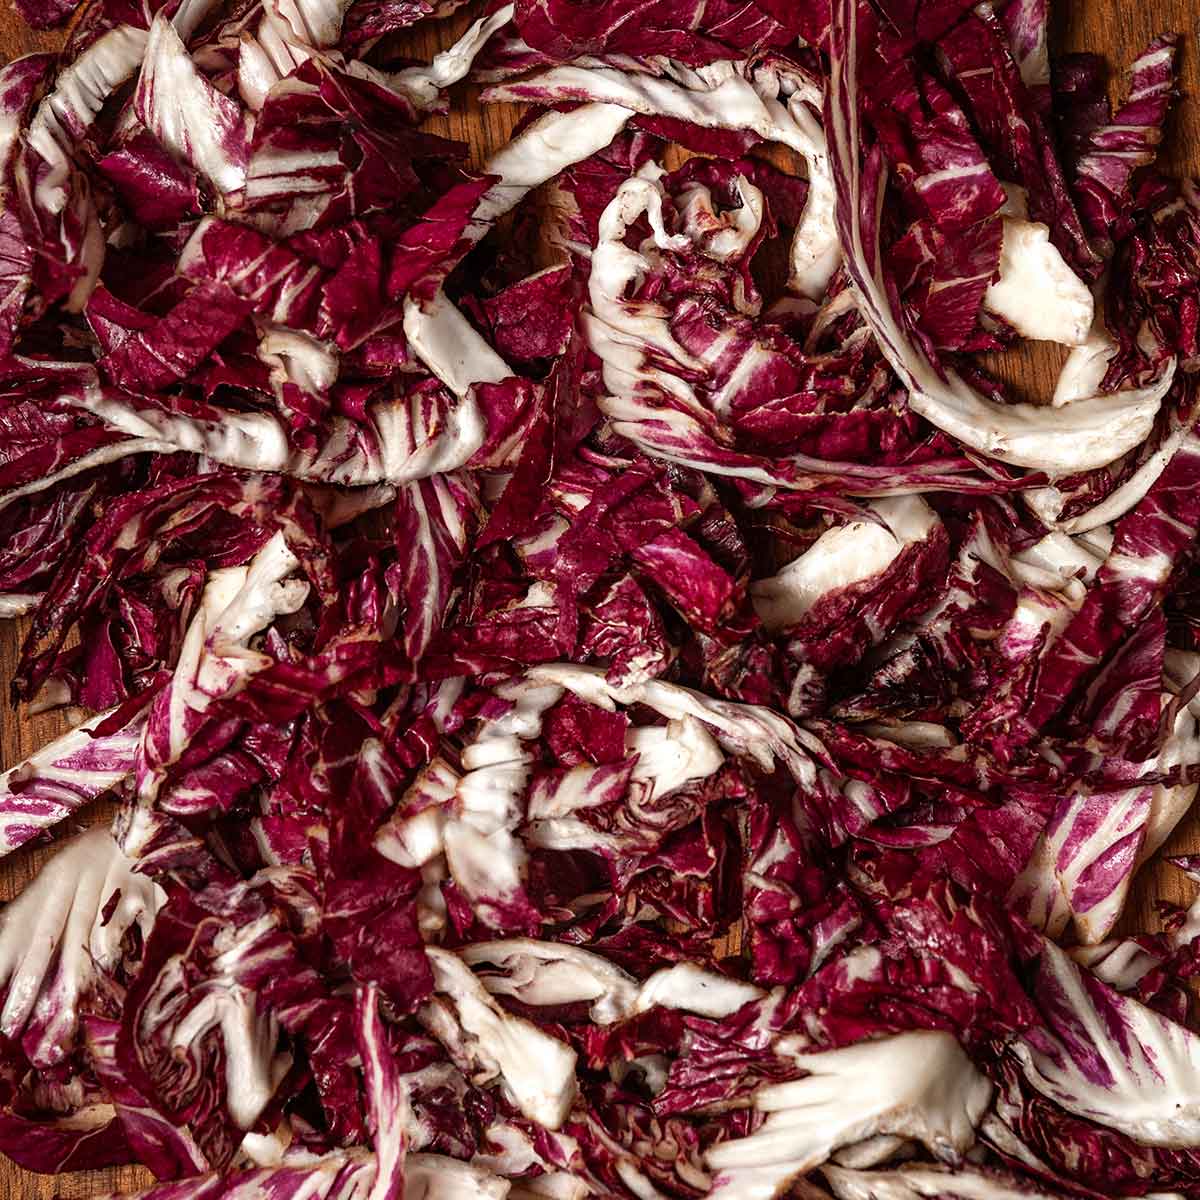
[0,0,1197,1194]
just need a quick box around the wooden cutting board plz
[1,0,1198,1194]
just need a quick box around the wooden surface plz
[0,0,1198,1194]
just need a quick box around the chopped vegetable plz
[0,0,1199,1196]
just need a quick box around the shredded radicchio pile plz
[4,0,1200,1195]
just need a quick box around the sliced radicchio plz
[0,0,1196,1196]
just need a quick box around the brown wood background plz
[0,0,1198,1194]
